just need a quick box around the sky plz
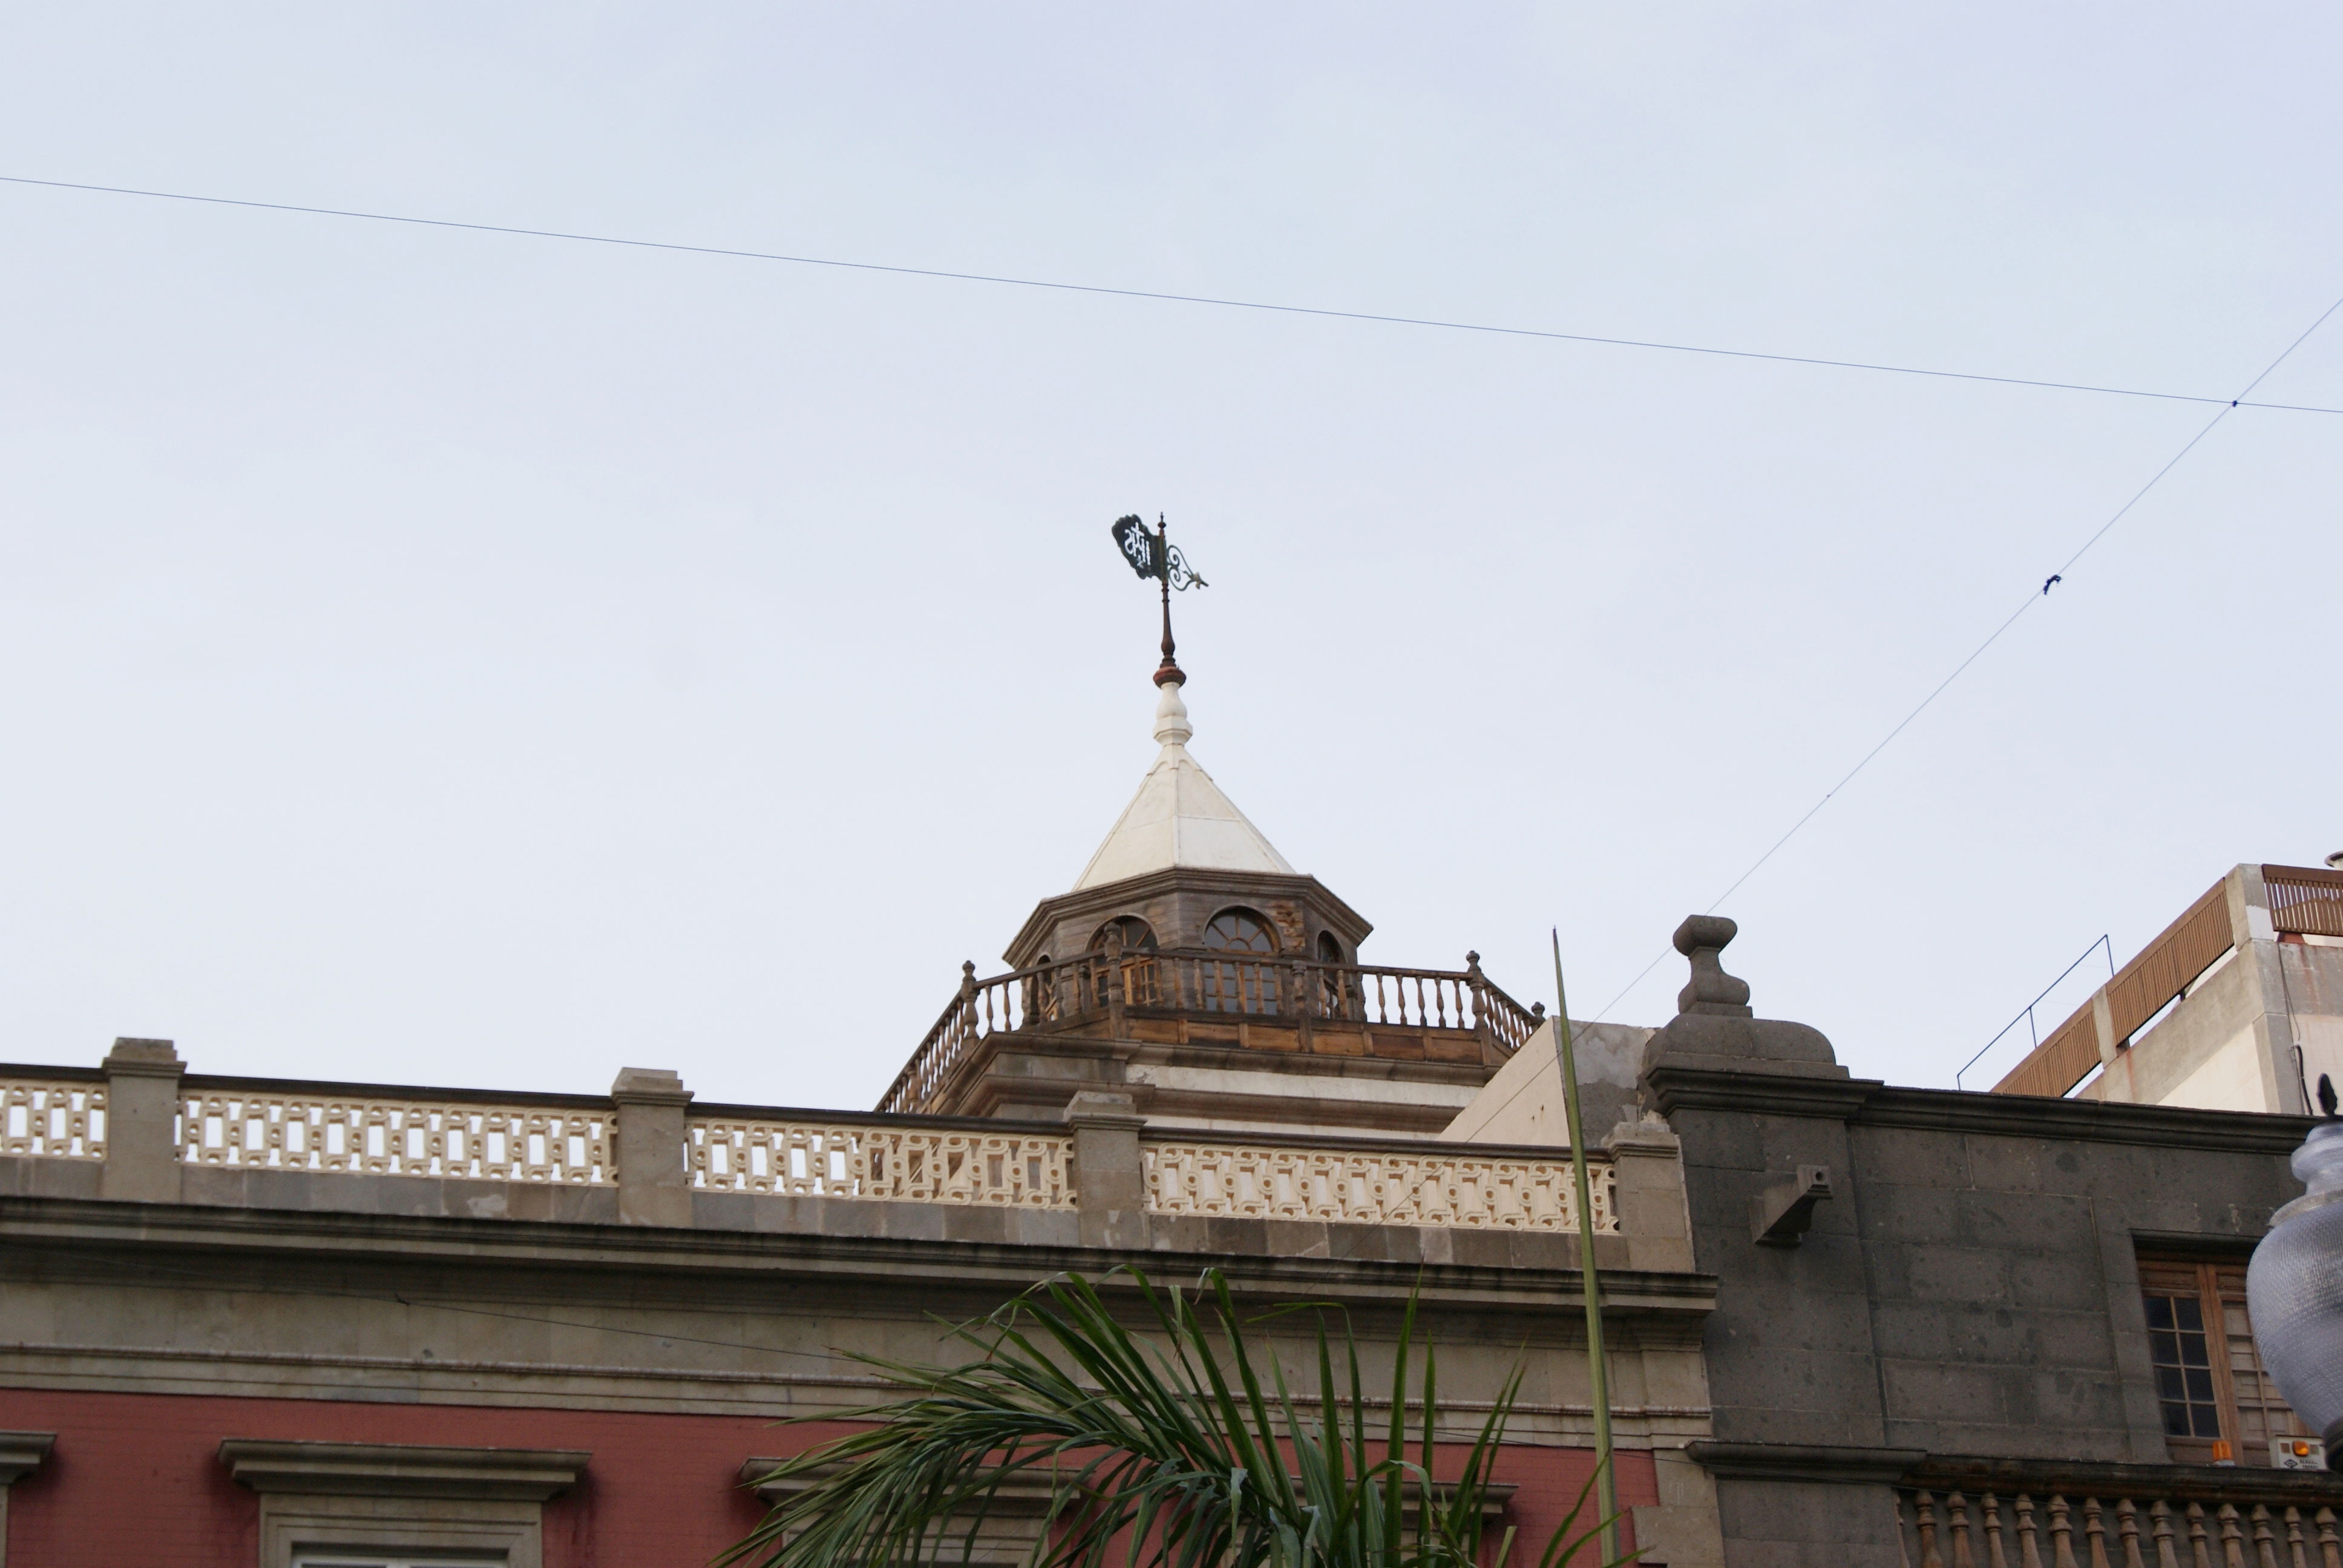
[1,5,2338,1109]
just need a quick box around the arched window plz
[1089,917,1159,1008]
[1201,907,1279,1014]
[1089,916,1158,954]
[1312,930,1353,1019]
[1027,955,1059,1022]
[1321,928,1358,1017]
[1202,909,1277,953]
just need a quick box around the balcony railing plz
[877,950,1542,1117]
[180,1085,615,1185]
[2267,863,2343,939]
[1897,1461,2343,1568]
[0,1061,1616,1233]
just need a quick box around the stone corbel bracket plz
[0,1433,52,1489]
[1751,1165,1833,1247]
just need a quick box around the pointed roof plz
[1072,676,1295,892]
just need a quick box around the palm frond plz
[719,1266,1630,1568]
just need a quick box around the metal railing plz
[1996,878,2238,1100]
[879,949,1541,1116]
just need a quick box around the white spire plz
[1072,676,1295,892]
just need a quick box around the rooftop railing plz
[0,1064,1617,1235]
[877,949,1542,1117]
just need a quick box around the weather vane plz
[1107,513,1207,685]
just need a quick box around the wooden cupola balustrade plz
[877,949,1543,1118]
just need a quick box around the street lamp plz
[2249,1073,2343,1470]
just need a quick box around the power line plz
[1579,287,2343,1027]
[4,172,2341,417]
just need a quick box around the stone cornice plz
[0,1195,1717,1322]
[217,1439,588,1500]
[1686,1441,1924,1485]
[1005,867,1374,964]
[1906,1452,2343,1504]
[1689,1442,2343,1501]
[1643,1065,1882,1120]
[1853,1086,2317,1153]
[1645,1067,2318,1154]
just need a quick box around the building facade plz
[1,661,2338,1566]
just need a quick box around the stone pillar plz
[1064,1089,1147,1250]
[610,1068,693,1228]
[0,1431,54,1568]
[99,1037,183,1203]
[1605,1116,1695,1273]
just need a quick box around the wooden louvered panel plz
[2105,881,2236,1044]
[1994,877,2236,1099]
[2264,863,2343,938]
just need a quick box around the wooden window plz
[1087,918,1159,1007]
[1203,909,1277,954]
[2137,1255,2310,1465]
[1201,908,1279,1014]
[1088,916,1158,955]
[1314,930,1353,1016]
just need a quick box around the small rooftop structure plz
[1993,861,2343,1114]
[879,654,1540,1134]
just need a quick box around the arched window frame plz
[1200,907,1279,1014]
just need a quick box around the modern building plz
[1994,862,2343,1115]
[1,650,2337,1567]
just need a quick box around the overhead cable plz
[3,173,2339,416]
[1579,287,2343,1030]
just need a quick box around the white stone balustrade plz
[178,1090,615,1184]
[1144,1140,1617,1232]
[0,1080,106,1161]
[4,1066,1631,1241]
[688,1119,1074,1207]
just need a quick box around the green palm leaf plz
[719,1266,1627,1568]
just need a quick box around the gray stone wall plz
[1635,920,2317,1567]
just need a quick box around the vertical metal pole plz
[1552,927,1622,1561]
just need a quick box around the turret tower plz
[877,634,1541,1135]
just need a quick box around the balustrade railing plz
[879,949,1540,1116]
[1901,1482,2343,1568]
[179,1088,615,1184]
[0,1077,106,1161]
[1144,1138,1616,1233]
[689,1116,1073,1206]
[2267,862,2343,939]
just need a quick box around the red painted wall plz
[0,1388,1651,1566]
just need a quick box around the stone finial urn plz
[2248,1076,2343,1468]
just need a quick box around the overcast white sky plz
[2,7,2337,1109]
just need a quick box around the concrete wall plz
[1442,1020,1654,1146]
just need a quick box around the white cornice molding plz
[217,1439,589,1501]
